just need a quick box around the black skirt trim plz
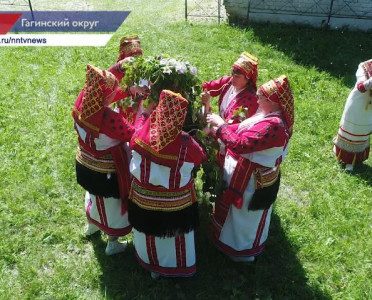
[128,200,199,237]
[75,160,120,198]
[248,172,281,211]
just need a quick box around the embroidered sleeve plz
[202,76,232,97]
[111,87,130,103]
[216,118,288,154]
[186,135,207,166]
[100,107,135,142]
[108,62,125,81]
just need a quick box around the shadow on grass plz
[246,23,372,85]
[348,162,372,186]
[89,200,331,299]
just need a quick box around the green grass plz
[1,0,371,299]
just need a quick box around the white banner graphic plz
[0,34,113,46]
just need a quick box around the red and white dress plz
[212,112,290,259]
[128,90,206,277]
[203,76,258,123]
[334,59,372,165]
[72,65,134,237]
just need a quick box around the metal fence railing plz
[239,0,372,27]
[185,0,225,24]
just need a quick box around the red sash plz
[111,144,131,214]
[221,156,256,209]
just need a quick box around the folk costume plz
[109,34,144,125]
[202,52,259,123]
[72,65,135,254]
[211,75,294,261]
[128,90,206,277]
[117,34,143,63]
[333,59,372,170]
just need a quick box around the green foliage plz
[195,130,225,201]
[122,55,199,100]
[121,54,205,131]
[231,106,250,123]
[121,54,225,198]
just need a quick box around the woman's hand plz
[129,85,150,97]
[206,113,225,128]
[200,91,211,104]
[117,57,135,72]
[203,126,217,137]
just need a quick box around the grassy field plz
[0,0,371,299]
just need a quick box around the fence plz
[224,0,372,30]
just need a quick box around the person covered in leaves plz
[201,52,259,124]
[333,59,372,172]
[72,64,147,255]
[128,90,206,278]
[206,75,294,262]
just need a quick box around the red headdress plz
[232,52,259,85]
[361,60,372,80]
[150,90,188,151]
[73,64,118,133]
[259,75,295,136]
[133,90,189,158]
[117,34,143,62]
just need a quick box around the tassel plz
[337,148,341,160]
[352,154,356,166]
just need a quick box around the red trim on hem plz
[213,235,265,257]
[337,134,368,144]
[334,144,370,164]
[85,214,132,237]
[339,126,369,137]
[135,250,196,277]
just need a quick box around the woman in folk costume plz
[201,52,259,123]
[333,59,372,172]
[108,34,145,125]
[108,34,143,84]
[128,90,207,278]
[206,75,294,262]
[72,64,138,255]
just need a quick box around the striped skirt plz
[133,229,196,277]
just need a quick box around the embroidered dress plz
[72,65,134,237]
[212,75,294,260]
[128,90,206,277]
[202,52,259,123]
[334,59,372,166]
